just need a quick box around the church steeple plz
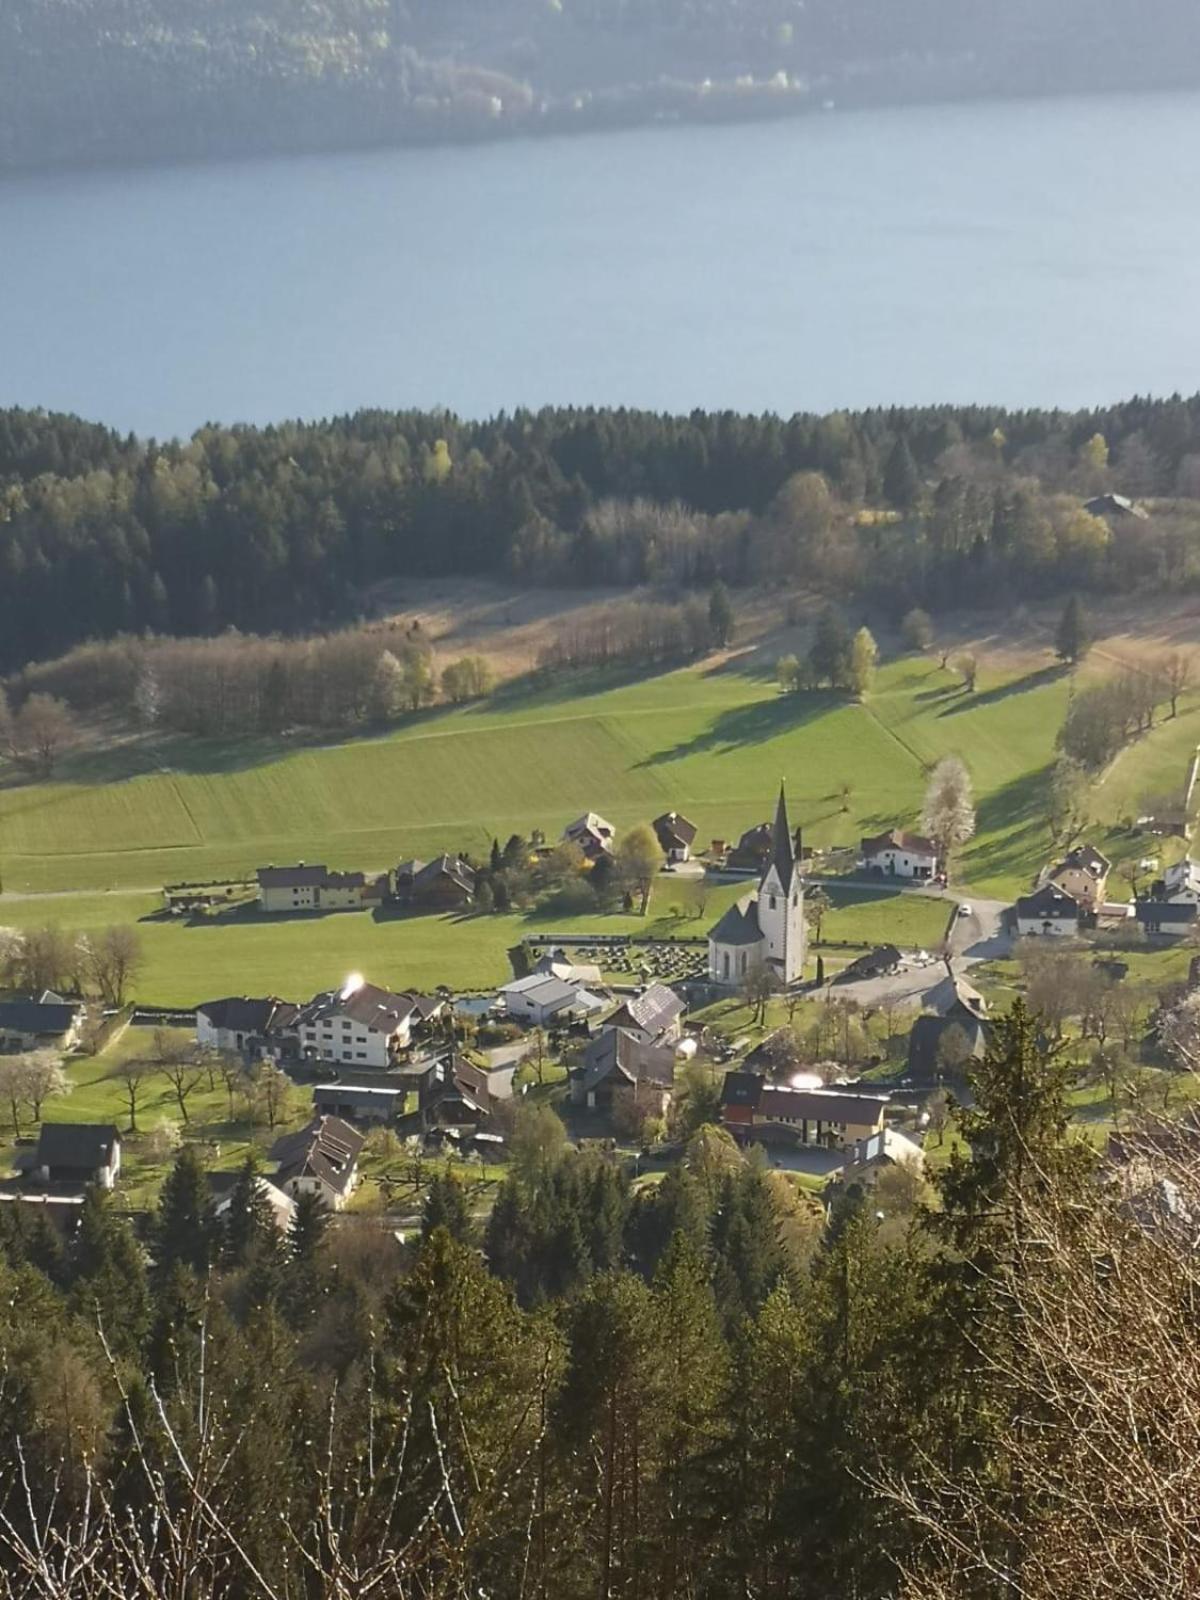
[770,781,794,888]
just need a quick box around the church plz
[707,785,806,988]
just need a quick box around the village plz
[5,770,1200,1238]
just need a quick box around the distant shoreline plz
[3,66,1200,188]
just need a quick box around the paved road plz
[822,896,1012,1013]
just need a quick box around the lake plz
[3,91,1200,438]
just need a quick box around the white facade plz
[500,975,606,1027]
[1164,859,1200,905]
[1015,909,1079,939]
[864,842,938,880]
[758,860,807,984]
[301,1008,410,1067]
[279,1169,358,1211]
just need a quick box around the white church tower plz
[757,783,807,984]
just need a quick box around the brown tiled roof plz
[606,983,684,1038]
[861,829,938,858]
[271,1116,364,1196]
[257,864,365,891]
[755,1085,889,1126]
[582,1029,676,1095]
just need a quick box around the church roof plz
[768,783,794,888]
[708,895,763,947]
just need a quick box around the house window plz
[723,952,730,979]
[356,1051,367,1060]
[769,895,777,910]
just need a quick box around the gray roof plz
[197,996,298,1034]
[257,864,366,891]
[298,982,421,1033]
[768,784,795,887]
[36,1123,120,1172]
[720,1071,763,1109]
[1054,844,1111,879]
[1016,883,1080,919]
[606,983,684,1038]
[271,1115,365,1196]
[581,1029,676,1095]
[653,811,698,849]
[1135,900,1198,926]
[0,1000,81,1037]
[708,895,763,947]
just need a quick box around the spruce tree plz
[287,1187,329,1265]
[154,1144,214,1278]
[708,580,734,648]
[1055,593,1091,665]
[70,1185,150,1355]
[222,1157,279,1266]
[883,436,922,509]
[421,1168,472,1244]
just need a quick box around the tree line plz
[6,397,1200,674]
[0,1003,1189,1597]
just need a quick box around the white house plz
[860,829,940,881]
[209,1171,296,1231]
[295,978,433,1068]
[270,1116,364,1211]
[498,973,608,1027]
[256,864,366,914]
[1163,859,1200,905]
[35,1124,121,1190]
[562,813,616,860]
[0,996,84,1054]
[708,785,806,987]
[1015,883,1081,938]
[195,996,299,1055]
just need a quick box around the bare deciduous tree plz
[84,925,143,1007]
[921,756,976,876]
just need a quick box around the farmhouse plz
[498,973,608,1027]
[719,1073,888,1151]
[860,829,939,881]
[1162,859,1200,904]
[0,995,83,1054]
[1134,900,1199,940]
[195,996,299,1056]
[1048,843,1111,913]
[395,854,476,909]
[906,978,990,1081]
[708,786,806,987]
[562,813,616,860]
[1015,883,1081,938]
[570,1028,676,1117]
[296,978,443,1067]
[271,1115,364,1210]
[604,983,685,1046]
[726,821,773,872]
[652,810,698,863]
[35,1124,121,1190]
[257,864,366,914]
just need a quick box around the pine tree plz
[287,1187,329,1265]
[25,1210,65,1285]
[154,1144,214,1278]
[1055,593,1091,664]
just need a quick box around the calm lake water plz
[3,91,1200,438]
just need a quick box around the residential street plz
[821,895,1012,1013]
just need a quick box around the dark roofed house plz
[195,996,298,1056]
[860,829,939,881]
[406,854,476,909]
[906,1014,987,1083]
[652,810,699,862]
[36,1124,121,1190]
[271,1115,365,1210]
[257,864,366,914]
[605,983,685,1045]
[571,1028,676,1117]
[0,998,83,1053]
[1015,883,1081,938]
[721,1075,889,1150]
[563,813,616,861]
[1135,900,1199,940]
[837,945,903,983]
[726,821,773,873]
[1083,493,1150,522]
[296,980,443,1067]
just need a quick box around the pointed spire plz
[770,781,794,887]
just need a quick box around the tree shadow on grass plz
[938,664,1067,718]
[635,691,842,767]
[961,764,1054,885]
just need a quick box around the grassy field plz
[2,648,1196,1002]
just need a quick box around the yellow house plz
[1049,844,1110,913]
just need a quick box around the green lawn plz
[2,651,1196,1004]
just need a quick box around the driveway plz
[822,896,1012,1013]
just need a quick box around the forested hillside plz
[4,396,1200,674]
[3,0,1200,174]
[0,1012,1192,1599]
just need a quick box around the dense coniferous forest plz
[4,397,1200,675]
[2,0,1200,175]
[0,1008,1192,1598]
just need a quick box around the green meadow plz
[2,650,1197,1002]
